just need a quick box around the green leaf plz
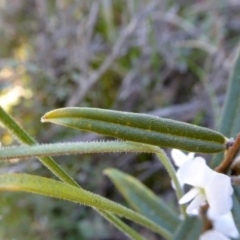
[41,107,226,153]
[172,216,202,240]
[232,186,240,234]
[104,168,180,237]
[0,173,171,240]
[211,45,240,167]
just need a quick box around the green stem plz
[155,149,186,218]
[97,210,147,240]
[0,141,158,161]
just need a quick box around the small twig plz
[176,40,217,55]
[232,175,240,186]
[66,1,158,106]
[200,203,212,232]
[215,133,240,173]
[77,2,99,77]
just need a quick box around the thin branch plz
[77,2,99,76]
[66,1,158,106]
[215,133,240,173]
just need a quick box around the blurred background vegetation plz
[0,0,240,239]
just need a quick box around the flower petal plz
[178,157,212,187]
[186,193,206,214]
[208,211,239,239]
[199,230,230,240]
[179,188,200,204]
[171,149,193,167]
[187,152,195,160]
[205,172,233,216]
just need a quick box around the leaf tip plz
[40,115,47,123]
[103,168,116,176]
[41,112,52,123]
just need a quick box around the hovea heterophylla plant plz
[0,46,240,239]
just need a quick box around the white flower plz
[171,149,195,168]
[171,150,238,239]
[171,149,195,189]
[199,230,230,240]
[178,157,233,216]
[208,211,239,239]
[199,212,239,240]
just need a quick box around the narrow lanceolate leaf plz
[232,186,240,234]
[104,168,180,238]
[211,45,240,167]
[41,108,226,153]
[172,216,202,240]
[0,174,171,240]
